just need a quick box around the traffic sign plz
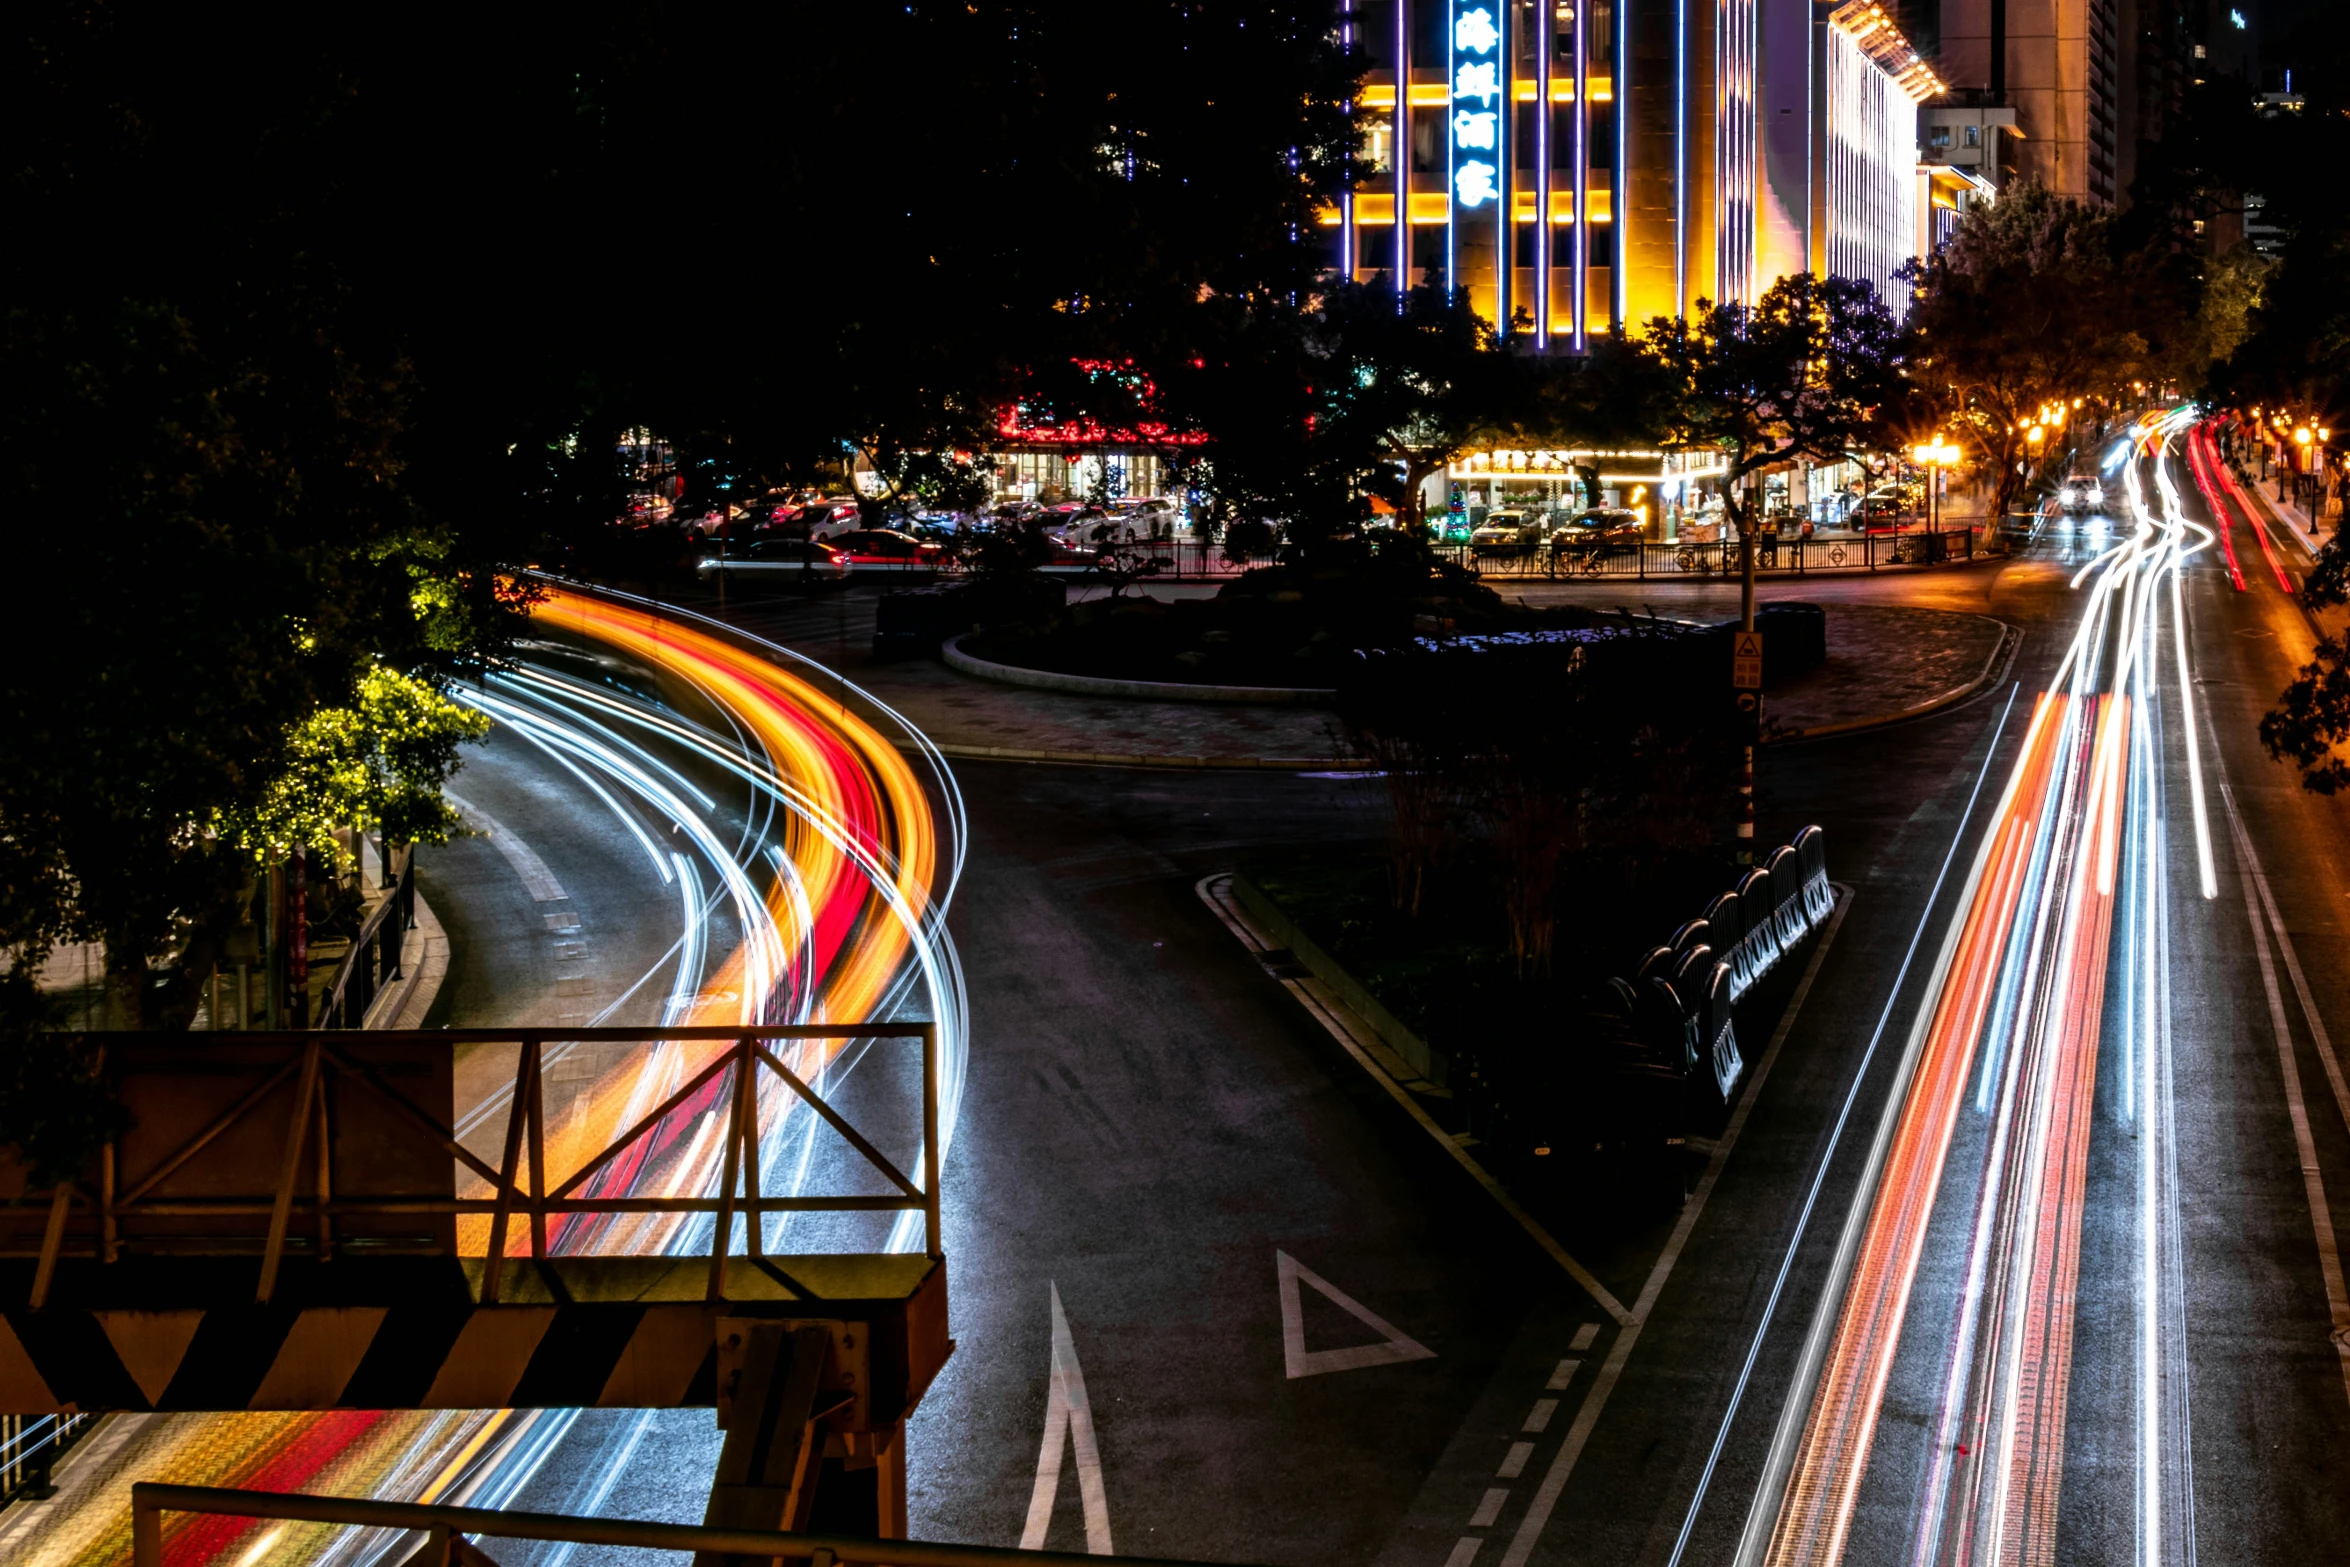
[1732,631,1763,689]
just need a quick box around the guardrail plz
[1,1412,98,1505]
[130,1483,1251,1567]
[4,1024,940,1309]
[314,845,416,1029]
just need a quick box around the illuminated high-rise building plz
[1936,0,2121,202]
[1330,0,1941,341]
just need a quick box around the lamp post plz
[1912,436,1959,543]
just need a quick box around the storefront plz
[990,450,1175,506]
[1449,447,1731,538]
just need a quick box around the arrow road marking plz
[1277,1251,1437,1378]
[1021,1282,1113,1555]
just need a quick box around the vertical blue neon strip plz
[1615,0,1628,331]
[1341,7,1354,283]
[1396,0,1410,301]
[1497,0,1510,335]
[1574,0,1587,349]
[1674,0,1687,314]
[1537,0,1552,349]
[1446,0,1457,295]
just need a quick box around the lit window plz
[1964,125,1980,147]
[1929,126,1950,148]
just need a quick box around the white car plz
[2057,475,2104,515]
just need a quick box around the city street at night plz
[7,3,2348,1565]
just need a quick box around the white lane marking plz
[2221,789,2350,1410]
[1498,1442,1535,1479]
[2241,818,2350,1140]
[445,793,569,902]
[1546,1358,1581,1391]
[1277,1251,1436,1379]
[1469,1489,1510,1528]
[1197,877,1633,1326]
[1701,693,2024,1567]
[1569,1324,1599,1353]
[1521,1399,1558,1434]
[1511,885,1859,1567]
[1444,1539,1484,1567]
[1020,1283,1114,1555]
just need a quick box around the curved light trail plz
[27,587,968,1567]
[1742,408,2217,1567]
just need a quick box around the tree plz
[220,666,493,868]
[1904,187,2174,525]
[4,7,524,1035]
[1624,273,1907,624]
[1308,283,1531,537]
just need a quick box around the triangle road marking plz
[1277,1251,1436,1379]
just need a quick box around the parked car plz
[825,529,947,571]
[1856,484,1918,526]
[2057,474,2105,514]
[1554,507,1644,550]
[696,536,848,584]
[797,502,863,540]
[1470,509,1541,547]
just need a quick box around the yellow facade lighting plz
[2296,427,2313,445]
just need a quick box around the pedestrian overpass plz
[0,1024,1142,1563]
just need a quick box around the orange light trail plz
[32,588,964,1567]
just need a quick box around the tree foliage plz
[1905,187,2172,521]
[1625,273,1907,547]
[220,666,493,867]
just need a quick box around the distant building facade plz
[1327,0,1942,342]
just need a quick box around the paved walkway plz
[669,579,2013,766]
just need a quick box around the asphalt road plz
[402,486,2350,1567]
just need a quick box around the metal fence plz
[314,847,417,1029]
[1437,526,1986,580]
[1,1412,99,1506]
[4,1024,940,1310]
[131,1482,1252,1567]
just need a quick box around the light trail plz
[1743,409,2215,1567]
[33,588,969,1567]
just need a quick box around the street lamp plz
[1912,436,1959,536]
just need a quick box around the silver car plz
[2057,474,2104,514]
[696,536,848,583]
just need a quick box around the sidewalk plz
[699,587,2012,766]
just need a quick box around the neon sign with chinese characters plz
[1451,5,1502,211]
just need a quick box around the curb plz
[362,887,450,1031]
[941,633,1336,706]
[908,619,2021,770]
[1227,871,1448,1086]
[897,738,1369,772]
[1768,616,2020,744]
